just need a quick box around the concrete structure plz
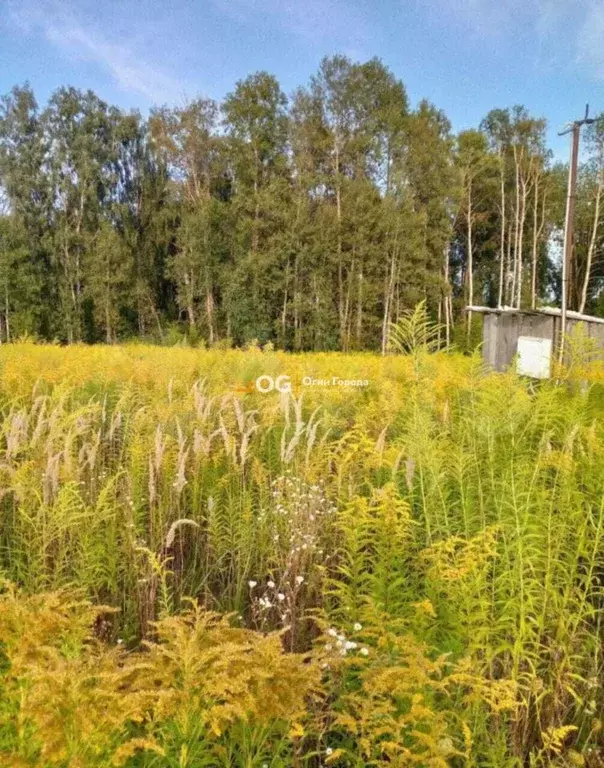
[467,306,604,374]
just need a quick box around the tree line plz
[0,56,603,349]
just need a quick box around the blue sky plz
[2,0,603,160]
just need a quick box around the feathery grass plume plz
[0,343,602,764]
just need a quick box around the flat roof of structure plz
[466,305,604,326]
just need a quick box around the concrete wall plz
[554,316,604,351]
[482,312,604,372]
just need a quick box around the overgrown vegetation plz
[0,342,602,766]
[2,61,604,349]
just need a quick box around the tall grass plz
[0,342,602,766]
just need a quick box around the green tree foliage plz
[222,72,290,344]
[0,66,599,349]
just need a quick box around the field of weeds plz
[0,342,602,767]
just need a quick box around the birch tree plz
[579,116,604,314]
[456,130,496,335]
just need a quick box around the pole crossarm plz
[558,103,595,136]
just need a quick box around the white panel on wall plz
[516,336,552,379]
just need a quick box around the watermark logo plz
[302,376,369,388]
[232,375,291,394]
[255,374,291,393]
[232,374,368,394]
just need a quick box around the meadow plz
[0,339,602,767]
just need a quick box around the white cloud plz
[528,0,604,83]
[6,0,185,104]
[431,0,604,83]
[419,0,527,37]
[209,0,370,51]
[577,1,604,80]
[535,0,571,29]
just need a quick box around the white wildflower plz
[267,580,275,589]
[437,737,454,755]
[360,647,369,656]
[296,575,304,585]
[248,580,257,588]
[353,622,362,632]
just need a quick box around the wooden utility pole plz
[558,105,594,362]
